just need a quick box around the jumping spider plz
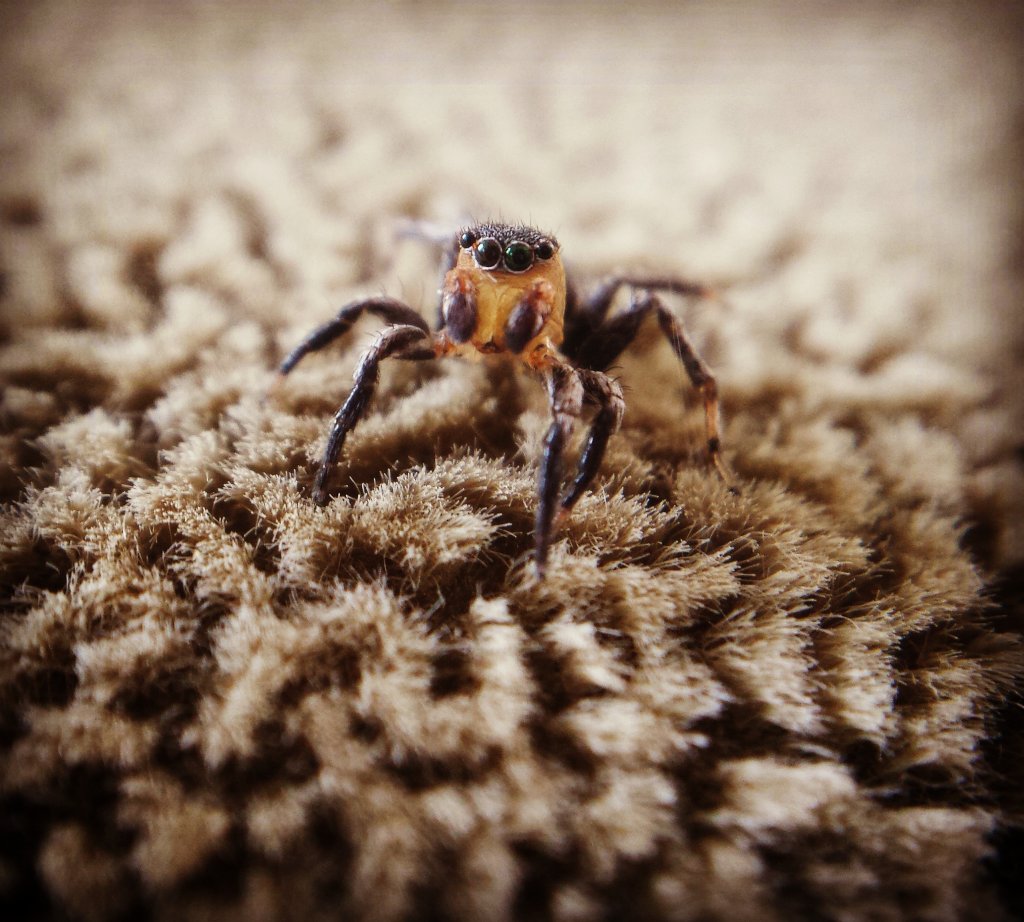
[278,221,732,576]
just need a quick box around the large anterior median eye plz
[474,237,502,269]
[503,241,533,273]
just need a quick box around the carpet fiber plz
[1,2,1023,920]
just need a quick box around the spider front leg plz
[558,369,625,517]
[570,289,734,487]
[276,296,430,380]
[312,324,437,505]
[534,361,585,577]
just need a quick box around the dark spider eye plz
[535,240,554,260]
[503,241,533,273]
[459,230,477,249]
[474,237,502,269]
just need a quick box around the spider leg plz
[395,218,458,250]
[535,361,584,577]
[562,267,581,325]
[312,324,436,505]
[433,236,460,329]
[560,267,595,357]
[393,220,461,329]
[277,296,430,378]
[573,291,734,487]
[562,273,715,360]
[558,369,625,516]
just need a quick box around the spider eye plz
[459,230,477,249]
[535,240,554,261]
[474,237,502,269]
[503,241,533,273]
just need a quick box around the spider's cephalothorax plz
[441,223,566,361]
[277,221,732,577]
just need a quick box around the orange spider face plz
[441,223,566,365]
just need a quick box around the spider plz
[277,221,732,576]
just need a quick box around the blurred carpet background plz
[1,1,1023,920]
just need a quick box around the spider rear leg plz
[393,220,461,329]
[312,324,436,505]
[276,296,430,381]
[650,297,734,487]
[572,290,735,488]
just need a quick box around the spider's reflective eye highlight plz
[459,230,477,249]
[474,237,502,269]
[535,240,555,261]
[504,241,534,273]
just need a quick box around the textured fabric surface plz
[2,2,1023,920]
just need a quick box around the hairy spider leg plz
[570,289,734,487]
[393,221,462,330]
[433,237,461,330]
[562,273,714,358]
[276,296,430,379]
[535,360,584,577]
[311,324,436,504]
[558,369,625,516]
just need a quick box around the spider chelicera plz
[277,221,732,576]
